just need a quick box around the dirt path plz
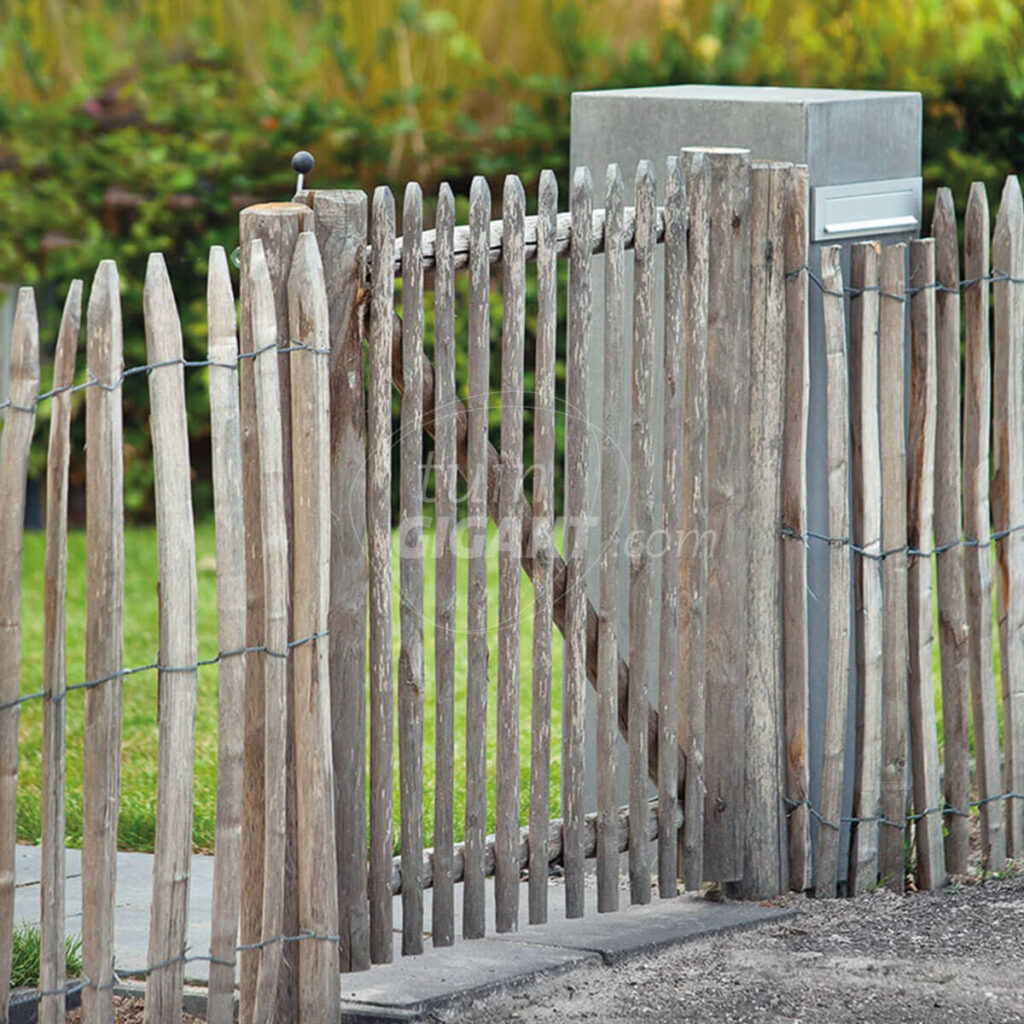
[452,871,1024,1023]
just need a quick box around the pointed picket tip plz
[53,280,83,386]
[964,183,990,271]
[933,187,955,230]
[87,259,120,321]
[437,181,454,213]
[539,169,558,209]
[11,288,40,399]
[207,246,237,352]
[145,251,172,290]
[403,180,422,208]
[372,184,395,222]
[470,174,490,208]
[665,156,685,206]
[144,253,186,367]
[604,162,623,203]
[289,230,324,284]
[994,175,1023,263]
[966,180,990,220]
[635,159,656,192]
[502,173,526,211]
[572,165,593,198]
[932,187,959,286]
[86,260,122,384]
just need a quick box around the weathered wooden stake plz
[529,170,558,924]
[962,183,1006,871]
[878,244,910,893]
[206,247,248,1024]
[143,254,200,1024]
[82,262,124,1024]
[39,282,80,1024]
[815,245,850,899]
[848,242,883,896]
[0,288,39,1024]
[907,238,947,891]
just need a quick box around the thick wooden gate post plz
[238,201,310,1024]
[297,189,372,973]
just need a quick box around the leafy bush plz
[1,1,1021,518]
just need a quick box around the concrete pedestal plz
[569,85,921,882]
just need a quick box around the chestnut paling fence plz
[1,153,1023,1024]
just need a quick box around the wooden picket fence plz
[1,150,1023,1024]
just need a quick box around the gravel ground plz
[451,869,1024,1024]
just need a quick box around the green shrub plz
[1,2,1021,519]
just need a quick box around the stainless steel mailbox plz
[813,176,922,241]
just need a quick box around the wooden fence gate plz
[1,149,1023,1024]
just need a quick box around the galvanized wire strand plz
[781,521,1024,561]
[0,339,330,416]
[6,924,346,1008]
[783,792,1024,834]
[785,264,1024,300]
[0,631,327,714]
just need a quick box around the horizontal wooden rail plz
[298,191,667,276]
[389,800,682,895]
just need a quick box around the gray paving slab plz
[491,893,795,963]
[337,938,600,1014]
[14,845,794,1017]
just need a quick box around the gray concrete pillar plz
[569,85,922,882]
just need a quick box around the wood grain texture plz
[529,170,558,924]
[962,184,1006,870]
[878,244,910,892]
[992,176,1024,857]
[367,187,396,962]
[846,242,884,893]
[462,176,490,941]
[386,299,683,807]
[399,183,426,955]
[907,238,947,891]
[815,245,851,899]
[743,163,786,899]
[702,148,752,884]
[143,255,199,1024]
[0,289,39,1024]
[781,166,811,892]
[597,164,624,913]
[678,149,710,890]
[248,240,290,1024]
[236,202,309,1022]
[39,282,80,1024]
[433,182,457,947]
[629,160,656,906]
[931,189,971,874]
[848,242,883,897]
[206,248,248,1024]
[309,190,371,973]
[657,156,685,900]
[81,263,124,1024]
[496,174,526,933]
[288,232,341,1018]
[564,167,592,919]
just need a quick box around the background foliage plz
[1,0,1022,518]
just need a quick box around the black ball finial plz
[291,150,315,176]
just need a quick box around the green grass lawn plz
[15,523,563,853]
[15,523,1000,855]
